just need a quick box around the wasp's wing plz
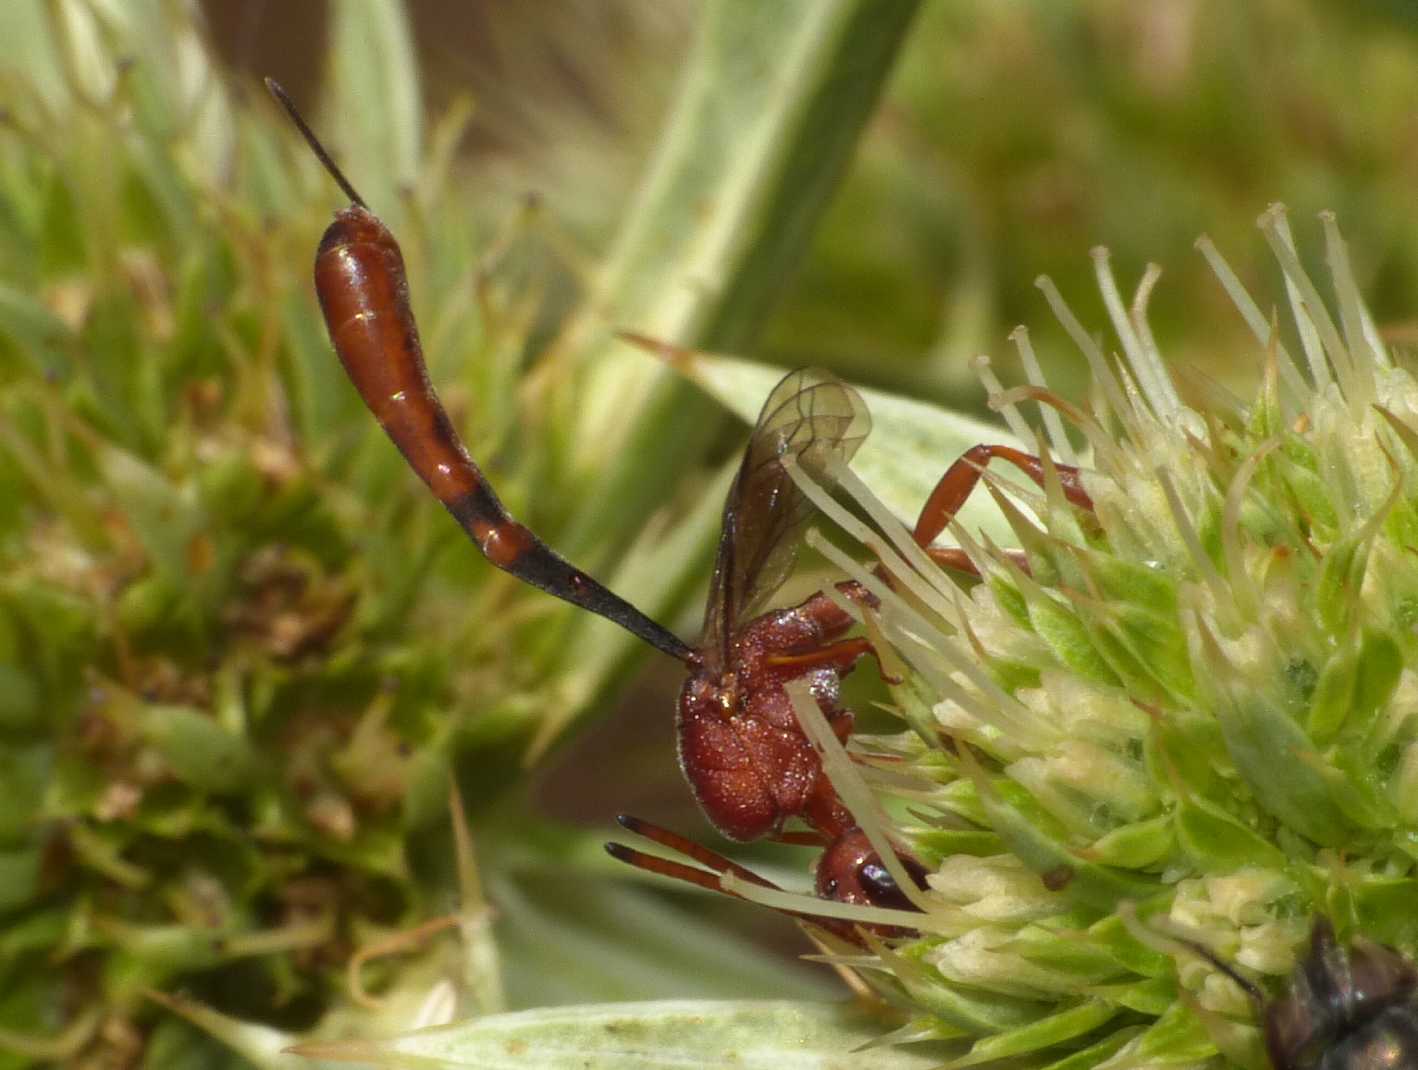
[701,369,871,666]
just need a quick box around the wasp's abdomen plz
[314,206,480,506]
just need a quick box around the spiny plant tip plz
[796,207,1418,1068]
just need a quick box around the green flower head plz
[763,205,1418,1069]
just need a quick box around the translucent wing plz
[701,369,871,667]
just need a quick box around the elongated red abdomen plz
[315,206,483,508]
[312,205,693,661]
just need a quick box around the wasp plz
[267,79,1092,934]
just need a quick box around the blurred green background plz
[1,0,1416,1065]
[218,0,1418,398]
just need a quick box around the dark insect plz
[267,79,1094,933]
[1183,916,1418,1069]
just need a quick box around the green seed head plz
[783,207,1418,1068]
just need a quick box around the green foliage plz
[0,0,921,1064]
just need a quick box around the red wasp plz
[600,354,1090,930]
[268,80,1093,934]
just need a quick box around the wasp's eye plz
[858,860,913,911]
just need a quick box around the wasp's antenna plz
[264,77,369,211]
[1174,936,1267,1009]
[1118,901,1267,1010]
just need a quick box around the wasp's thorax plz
[673,590,928,918]
[676,596,860,844]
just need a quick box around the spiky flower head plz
[761,205,1418,1069]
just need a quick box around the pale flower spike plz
[775,214,1418,1068]
[971,353,1036,445]
[1093,247,1172,423]
[1011,325,1078,466]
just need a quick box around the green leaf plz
[324,0,422,216]
[944,1000,1117,1068]
[299,1001,944,1070]
[1174,794,1286,872]
[1085,814,1174,869]
[98,448,201,579]
[1037,1026,1145,1070]
[1213,691,1355,847]
[138,705,260,794]
[1313,515,1376,636]
[1085,976,1178,1016]
[0,282,73,378]
[1101,1000,1222,1065]
[1348,631,1403,737]
[1022,587,1121,688]
[1307,637,1359,742]
[889,945,1046,1034]
[974,777,1158,913]
[560,0,923,566]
